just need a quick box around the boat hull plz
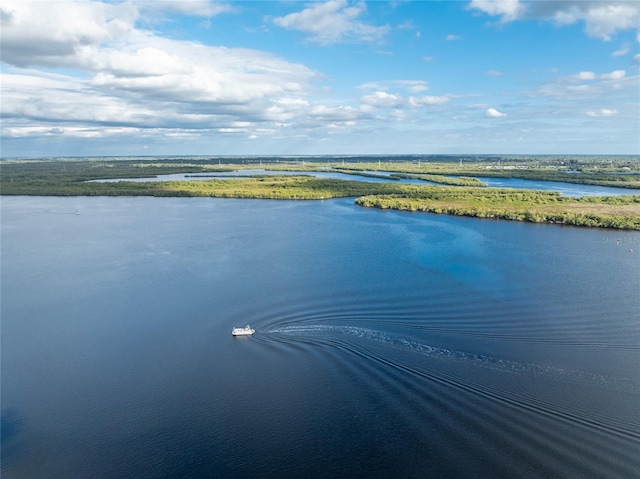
[232,326,255,336]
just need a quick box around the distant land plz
[1,156,639,230]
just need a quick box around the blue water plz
[91,169,432,185]
[476,176,640,197]
[2,196,639,478]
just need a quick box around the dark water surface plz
[2,196,639,478]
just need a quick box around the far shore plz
[1,158,639,230]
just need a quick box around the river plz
[1,195,639,478]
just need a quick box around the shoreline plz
[2,159,639,230]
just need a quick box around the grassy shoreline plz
[355,191,640,230]
[2,159,639,230]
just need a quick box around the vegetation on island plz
[326,168,486,186]
[389,173,485,187]
[1,157,639,230]
[329,160,640,189]
[0,160,402,198]
[355,188,640,230]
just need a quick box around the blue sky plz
[1,0,639,157]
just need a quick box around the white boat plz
[232,325,255,336]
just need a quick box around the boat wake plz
[266,324,639,394]
[257,322,640,477]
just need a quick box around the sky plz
[1,0,639,158]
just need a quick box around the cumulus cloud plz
[528,67,635,102]
[569,70,627,81]
[485,108,506,118]
[574,71,597,80]
[360,91,403,107]
[599,69,626,80]
[272,0,390,45]
[468,0,523,22]
[587,108,618,117]
[468,0,640,40]
[309,104,360,122]
[360,90,449,109]
[1,72,160,127]
[555,3,639,40]
[0,0,137,67]
[87,38,317,106]
[571,70,626,81]
[0,0,346,140]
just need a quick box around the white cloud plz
[599,69,626,80]
[2,1,636,155]
[468,0,523,22]
[445,34,462,41]
[408,95,450,107]
[358,80,428,93]
[574,71,597,81]
[574,3,639,40]
[309,104,360,122]
[531,69,636,99]
[272,0,390,45]
[357,81,385,90]
[634,54,640,64]
[85,37,317,106]
[4,125,144,139]
[360,91,403,107]
[0,0,337,140]
[1,72,149,127]
[485,69,504,76]
[468,0,640,40]
[138,1,233,18]
[396,80,429,93]
[587,108,618,117]
[0,0,137,67]
[485,108,506,118]
[358,89,450,111]
[612,45,630,57]
[569,69,625,83]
